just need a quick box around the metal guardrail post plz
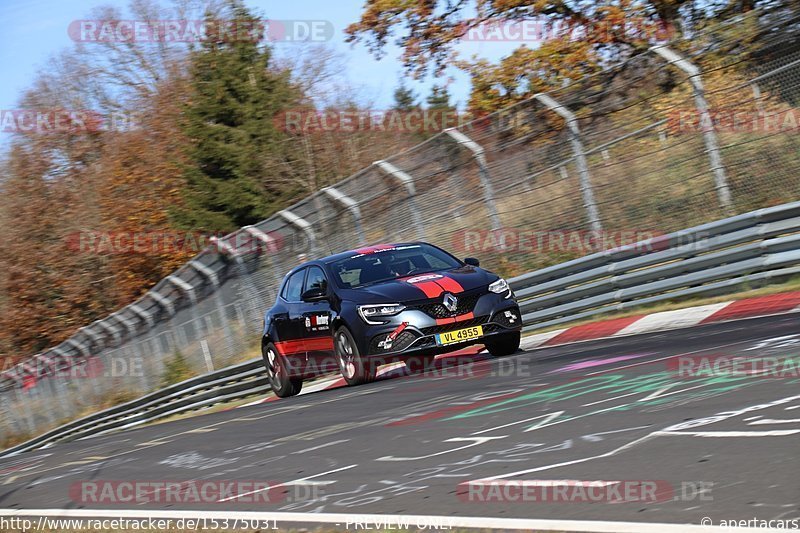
[443,128,502,232]
[374,160,426,240]
[651,45,733,216]
[127,304,154,328]
[94,320,122,345]
[279,209,318,256]
[78,325,104,347]
[534,93,603,233]
[167,275,197,303]
[322,187,367,245]
[65,338,90,357]
[148,291,175,316]
[188,260,219,287]
[111,311,137,336]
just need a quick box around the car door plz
[300,265,336,372]
[274,268,308,375]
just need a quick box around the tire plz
[404,353,436,373]
[484,331,521,357]
[263,342,303,398]
[335,326,377,386]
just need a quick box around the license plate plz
[436,325,483,346]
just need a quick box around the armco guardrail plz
[5,202,800,456]
[0,359,266,458]
[509,201,800,331]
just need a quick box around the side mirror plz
[464,257,480,267]
[301,288,327,302]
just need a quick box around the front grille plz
[420,315,490,336]
[413,292,482,319]
[481,323,504,334]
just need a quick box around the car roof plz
[289,242,429,273]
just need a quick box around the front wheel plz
[335,327,377,386]
[484,331,521,357]
[263,342,303,398]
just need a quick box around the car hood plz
[339,266,497,303]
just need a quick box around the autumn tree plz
[345,0,762,112]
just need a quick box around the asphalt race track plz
[2,314,800,530]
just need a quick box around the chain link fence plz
[3,6,800,445]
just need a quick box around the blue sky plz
[0,0,522,112]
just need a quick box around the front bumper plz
[354,291,522,361]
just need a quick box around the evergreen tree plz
[393,82,418,111]
[426,84,453,111]
[175,0,299,232]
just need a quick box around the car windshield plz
[328,244,462,288]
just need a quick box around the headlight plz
[358,303,406,324]
[489,278,511,297]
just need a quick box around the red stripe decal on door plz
[275,337,334,355]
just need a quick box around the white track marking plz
[747,418,800,425]
[291,439,350,454]
[475,433,659,481]
[466,479,621,487]
[0,508,759,532]
[217,464,358,502]
[656,430,800,437]
[377,436,506,461]
[471,412,564,435]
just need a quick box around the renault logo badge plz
[443,293,458,313]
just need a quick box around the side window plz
[282,269,306,302]
[305,266,328,293]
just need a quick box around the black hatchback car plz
[261,242,522,397]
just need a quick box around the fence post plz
[12,387,36,435]
[94,319,122,347]
[128,304,154,328]
[374,160,426,240]
[279,209,318,257]
[533,93,603,233]
[443,128,502,231]
[651,45,733,215]
[149,291,176,316]
[242,226,285,292]
[322,186,366,245]
[189,260,237,365]
[211,236,263,335]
